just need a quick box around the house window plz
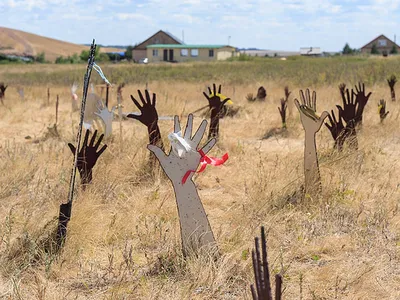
[191,49,199,57]
[209,49,214,57]
[378,39,387,46]
[180,49,188,56]
[152,49,158,57]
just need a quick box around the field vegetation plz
[0,56,399,299]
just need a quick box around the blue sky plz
[1,0,400,51]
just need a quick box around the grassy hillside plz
[0,27,123,62]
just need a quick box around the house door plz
[169,49,174,61]
[163,49,168,61]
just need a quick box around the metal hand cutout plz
[68,129,107,186]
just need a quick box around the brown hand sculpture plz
[251,226,283,300]
[127,90,164,150]
[68,129,107,186]
[378,99,389,122]
[325,110,346,151]
[148,114,217,256]
[295,89,329,197]
[278,98,288,129]
[336,88,358,149]
[203,83,231,140]
[57,130,107,247]
[0,82,7,105]
[284,85,291,101]
[353,82,372,126]
[387,75,397,102]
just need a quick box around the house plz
[300,47,322,56]
[146,44,238,62]
[360,34,400,55]
[132,30,183,62]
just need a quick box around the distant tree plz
[371,43,380,55]
[390,45,398,54]
[342,43,353,55]
[80,46,101,61]
[125,45,133,61]
[35,52,46,63]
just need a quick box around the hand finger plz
[83,129,90,146]
[208,87,212,95]
[127,113,140,120]
[218,84,222,94]
[222,98,230,105]
[213,83,216,95]
[294,99,301,111]
[89,130,98,147]
[97,144,107,157]
[299,90,306,106]
[184,114,193,140]
[147,144,167,162]
[68,143,76,155]
[130,95,142,109]
[192,118,208,147]
[152,93,156,107]
[367,92,372,99]
[306,89,311,107]
[94,133,104,150]
[320,111,329,121]
[138,90,146,106]
[174,115,181,133]
[203,91,210,101]
[145,90,151,104]
[312,90,316,111]
[201,138,216,155]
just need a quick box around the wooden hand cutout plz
[353,82,372,126]
[68,129,107,186]
[127,90,163,150]
[203,83,231,140]
[257,86,267,101]
[387,75,397,102]
[295,89,328,197]
[0,82,8,105]
[148,114,217,256]
[336,88,358,149]
[278,98,288,129]
[250,226,283,300]
[325,109,346,151]
[378,99,389,122]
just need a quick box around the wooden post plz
[47,88,50,106]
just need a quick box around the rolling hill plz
[0,27,123,62]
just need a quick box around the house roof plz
[133,30,184,49]
[361,34,400,49]
[147,44,235,49]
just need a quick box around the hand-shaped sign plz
[202,84,231,140]
[325,109,346,151]
[278,98,288,129]
[295,89,328,198]
[148,114,227,256]
[68,129,107,186]
[250,226,283,300]
[0,82,7,105]
[378,99,389,122]
[387,75,397,102]
[353,82,372,126]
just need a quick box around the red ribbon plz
[181,150,229,184]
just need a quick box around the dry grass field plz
[0,60,400,299]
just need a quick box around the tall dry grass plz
[0,66,399,299]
